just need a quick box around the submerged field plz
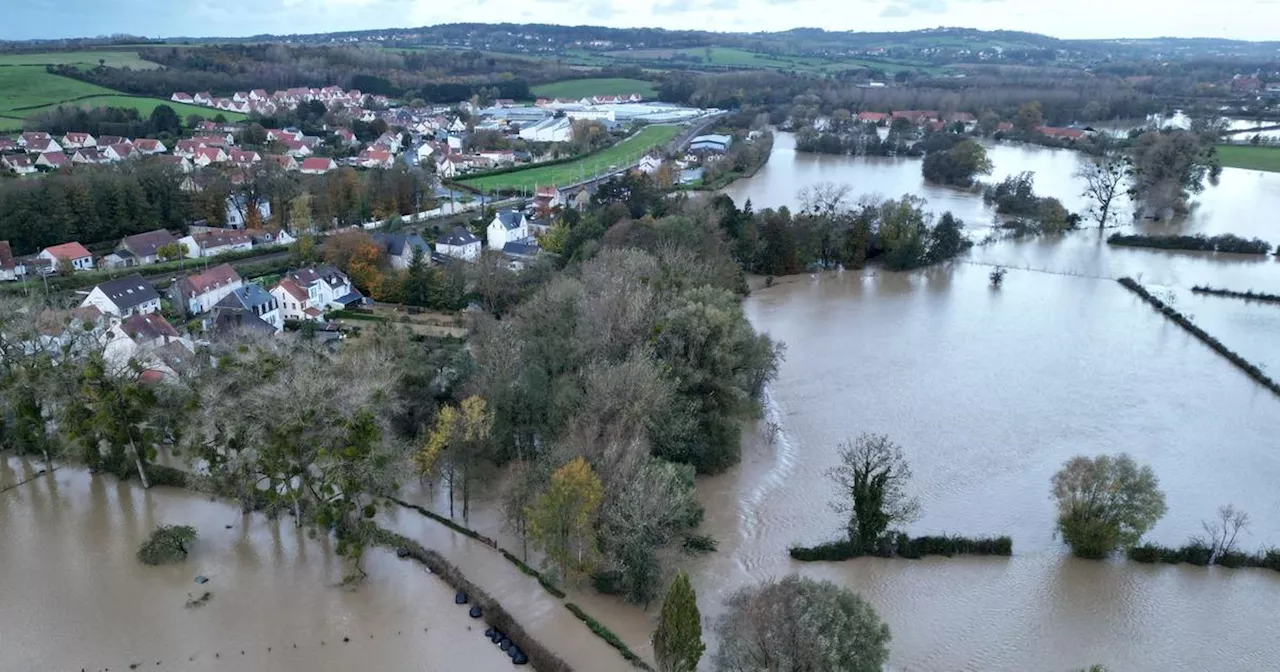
[458,124,681,192]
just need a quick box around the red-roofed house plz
[35,152,71,169]
[61,132,97,149]
[1,154,36,176]
[24,137,62,154]
[132,138,166,155]
[279,138,312,158]
[176,229,253,259]
[72,148,108,165]
[858,112,889,123]
[193,146,229,167]
[265,154,298,171]
[356,148,394,169]
[171,92,194,103]
[1038,126,1088,141]
[39,242,94,272]
[104,143,136,161]
[333,128,358,147]
[151,155,193,172]
[299,157,336,175]
[229,149,262,165]
[168,264,244,316]
[19,132,51,148]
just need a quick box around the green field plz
[459,124,681,191]
[1216,144,1280,173]
[531,78,657,99]
[21,95,247,121]
[0,50,159,69]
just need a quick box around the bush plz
[1128,542,1280,571]
[137,524,197,565]
[565,603,653,670]
[1191,285,1280,304]
[790,533,1012,562]
[1108,233,1273,255]
[682,534,718,553]
[147,464,189,488]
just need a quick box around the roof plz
[437,226,479,247]
[38,152,70,167]
[192,229,251,250]
[120,229,177,258]
[374,233,430,258]
[43,241,91,261]
[273,277,308,303]
[217,283,276,312]
[211,307,277,336]
[0,241,15,271]
[496,210,524,230]
[121,312,179,341]
[300,157,335,171]
[502,241,540,257]
[94,273,160,310]
[691,134,732,146]
[290,265,348,290]
[175,263,242,297]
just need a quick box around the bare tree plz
[826,433,920,547]
[798,181,852,217]
[1076,153,1128,229]
[1193,504,1250,565]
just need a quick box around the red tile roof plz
[274,277,308,302]
[121,313,179,341]
[300,157,335,172]
[176,263,242,297]
[42,241,91,261]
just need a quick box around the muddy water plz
[0,454,511,672]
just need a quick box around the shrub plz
[137,525,197,565]
[790,534,1012,562]
[565,603,653,670]
[682,534,718,553]
[1107,233,1273,255]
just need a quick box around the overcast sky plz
[9,0,1280,42]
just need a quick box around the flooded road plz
[0,454,511,672]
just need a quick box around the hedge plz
[1191,285,1280,305]
[1127,543,1280,571]
[1118,277,1280,398]
[1107,233,1273,255]
[791,533,1013,562]
[501,548,566,598]
[564,603,653,671]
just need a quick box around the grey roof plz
[290,265,347,289]
[211,307,277,336]
[374,233,431,258]
[217,283,276,312]
[496,210,524,230]
[120,229,177,258]
[95,273,160,310]
[502,241,540,257]
[437,226,479,246]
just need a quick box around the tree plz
[713,575,890,672]
[527,456,604,582]
[1193,504,1250,565]
[1014,101,1044,135]
[921,139,992,187]
[927,212,966,263]
[653,571,705,672]
[156,241,188,262]
[416,396,493,520]
[148,104,181,137]
[1076,153,1128,228]
[137,525,197,565]
[826,433,920,548]
[1127,129,1220,219]
[1051,454,1167,558]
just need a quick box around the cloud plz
[879,0,948,17]
[707,0,740,7]
[583,0,616,19]
[654,0,697,12]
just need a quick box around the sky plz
[7,0,1280,42]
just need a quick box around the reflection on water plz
[0,456,510,672]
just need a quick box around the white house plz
[299,157,337,175]
[270,266,360,321]
[638,154,663,174]
[435,226,481,262]
[168,264,244,316]
[132,138,166,155]
[487,210,529,251]
[119,229,179,265]
[80,273,161,318]
[39,242,93,272]
[415,143,435,162]
[61,132,96,149]
[435,155,458,178]
[226,195,272,229]
[177,230,254,259]
[2,155,37,175]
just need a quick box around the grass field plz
[1216,144,1280,173]
[459,124,681,192]
[20,95,247,121]
[531,77,657,99]
[0,50,159,69]
[0,65,241,127]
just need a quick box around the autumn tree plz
[827,433,920,549]
[323,228,386,298]
[1051,453,1167,558]
[652,571,705,672]
[527,457,604,582]
[415,396,493,520]
[713,575,890,672]
[1014,101,1044,135]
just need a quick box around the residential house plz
[96,135,128,148]
[0,137,16,152]
[19,132,52,149]
[168,264,244,316]
[104,312,186,372]
[23,137,62,155]
[107,143,139,161]
[2,154,37,175]
[299,157,336,175]
[486,210,529,251]
[173,140,202,158]
[356,148,395,169]
[858,111,890,124]
[270,265,360,321]
[34,151,70,169]
[373,132,403,153]
[415,142,435,162]
[132,138,167,155]
[477,150,516,166]
[373,233,432,270]
[119,229,178,265]
[531,185,562,215]
[71,148,108,165]
[435,226,481,262]
[435,155,458,178]
[178,229,253,259]
[191,133,234,148]
[265,154,298,171]
[333,128,358,146]
[151,155,193,172]
[279,138,312,158]
[265,128,302,143]
[61,132,96,149]
[1038,126,1088,141]
[501,240,540,270]
[120,313,180,347]
[212,283,282,334]
[0,241,24,281]
[689,134,732,153]
[193,92,212,105]
[80,273,161,318]
[245,228,296,247]
[171,92,195,104]
[193,146,228,167]
[100,249,137,269]
[226,195,272,229]
[637,154,663,174]
[39,242,93,272]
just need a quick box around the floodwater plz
[0,454,512,672]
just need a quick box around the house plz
[996,122,1015,133]
[265,154,298,171]
[299,157,336,175]
[2,154,37,175]
[173,140,201,158]
[858,111,890,124]
[213,283,282,333]
[150,155,193,172]
[501,240,540,270]
[356,148,395,169]
[637,154,663,174]
[193,146,228,167]
[104,143,136,162]
[226,195,272,229]
[101,249,137,269]
[435,155,458,178]
[39,242,93,272]
[35,152,70,169]
[193,92,212,105]
[105,312,184,370]
[71,148,108,165]
[120,313,180,347]
[61,132,96,149]
[96,135,128,149]
[477,150,516,166]
[679,167,705,186]
[415,142,435,162]
[487,210,529,251]
[19,132,53,149]
[168,264,244,316]
[280,139,312,158]
[171,93,194,104]
[0,241,24,281]
[178,229,253,259]
[191,133,234,148]
[24,137,62,155]
[435,226,481,262]
[1038,126,1088,141]
[689,134,732,153]
[518,116,573,143]
[0,137,16,152]
[119,229,178,265]
[245,228,296,247]
[80,273,161,318]
[373,233,432,270]
[265,128,302,143]
[333,128,358,146]
[132,138,167,155]
[270,265,360,321]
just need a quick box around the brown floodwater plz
[5,132,1280,672]
[0,454,513,672]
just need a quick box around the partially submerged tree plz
[1076,153,1129,229]
[826,433,920,548]
[527,456,604,582]
[1127,129,1220,219]
[652,571,705,672]
[416,395,493,520]
[713,575,890,672]
[1051,454,1167,558]
[1193,504,1250,565]
[137,525,198,565]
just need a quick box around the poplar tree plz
[652,571,705,672]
